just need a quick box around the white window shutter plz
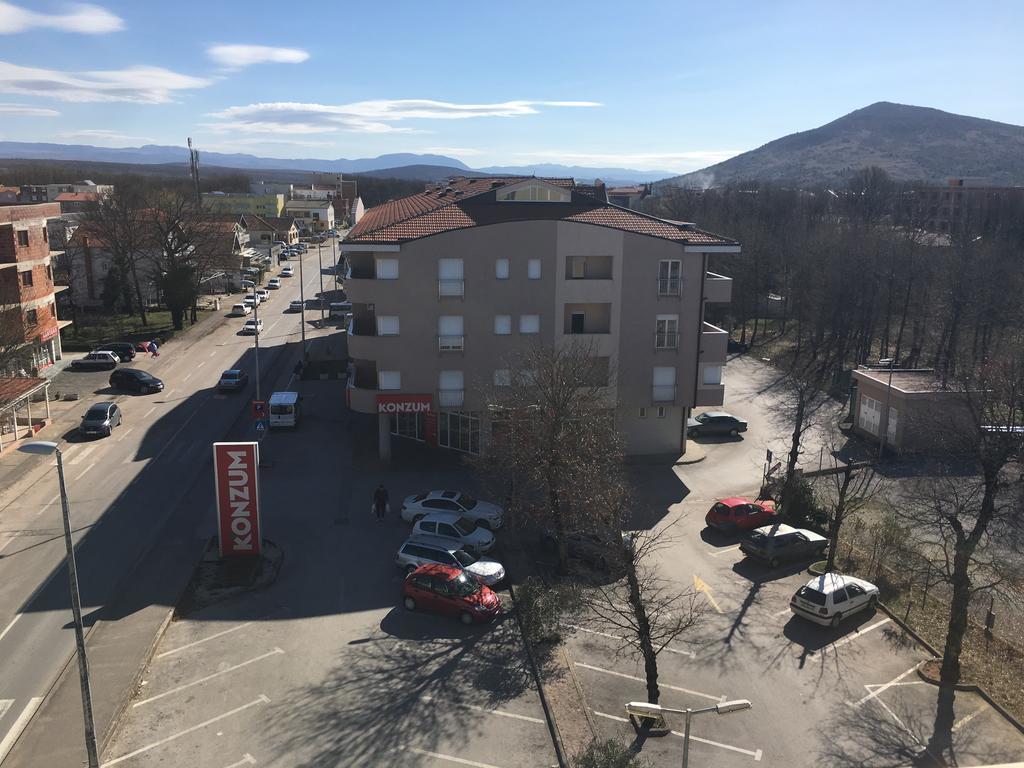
[375,258,399,279]
[438,315,464,335]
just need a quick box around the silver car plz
[411,512,495,554]
[401,490,504,530]
[395,535,506,586]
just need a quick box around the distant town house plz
[201,192,285,218]
[284,199,334,233]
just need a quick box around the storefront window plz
[390,412,424,441]
[438,411,480,454]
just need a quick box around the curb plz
[916,661,1024,737]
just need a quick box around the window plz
[391,412,424,441]
[495,258,510,279]
[378,370,401,390]
[25,309,37,325]
[570,312,585,334]
[375,258,399,279]
[494,315,512,335]
[376,316,399,335]
[439,370,464,407]
[42,227,47,243]
[658,260,681,295]
[652,366,676,402]
[438,258,464,296]
[702,365,723,385]
[637,407,648,418]
[519,314,540,334]
[496,185,570,202]
[20,270,33,287]
[655,314,678,348]
[527,258,541,279]
[438,316,464,351]
[494,369,511,387]
[16,230,29,247]
[438,410,481,454]
[571,257,585,279]
[656,406,667,418]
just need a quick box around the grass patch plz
[64,309,212,352]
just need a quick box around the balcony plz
[654,331,679,350]
[652,385,676,403]
[704,272,733,303]
[700,322,728,365]
[438,279,464,298]
[438,335,465,352]
[657,277,681,296]
[438,389,464,408]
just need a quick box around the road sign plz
[255,420,267,434]
[252,400,267,419]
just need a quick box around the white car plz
[281,266,294,277]
[395,536,506,586]
[411,512,495,554]
[230,303,251,317]
[241,318,264,335]
[268,278,282,289]
[288,299,303,312]
[401,490,504,530]
[243,295,260,309]
[255,288,270,302]
[790,573,879,628]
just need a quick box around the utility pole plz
[317,242,325,324]
[252,284,261,402]
[187,137,201,205]
[298,243,307,354]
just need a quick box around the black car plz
[727,338,749,354]
[93,341,137,362]
[686,411,748,438]
[79,402,122,438]
[109,368,163,394]
[739,524,828,567]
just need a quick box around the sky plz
[0,0,1022,174]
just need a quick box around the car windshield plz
[450,573,481,597]
[746,530,768,543]
[458,495,478,510]
[84,407,108,421]
[696,413,709,423]
[710,502,730,516]
[222,372,239,379]
[454,549,476,567]
[454,517,477,536]
[796,586,827,606]
[136,372,155,381]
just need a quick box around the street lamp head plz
[17,440,59,456]
[879,358,895,366]
[715,699,752,715]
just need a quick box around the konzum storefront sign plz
[377,394,432,414]
[213,442,262,557]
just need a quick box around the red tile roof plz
[54,192,98,202]
[345,176,736,247]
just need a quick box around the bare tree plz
[824,458,883,573]
[0,309,33,375]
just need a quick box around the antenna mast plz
[187,137,201,204]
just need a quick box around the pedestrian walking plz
[148,339,160,358]
[372,483,389,521]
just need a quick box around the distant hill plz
[659,102,1024,189]
[354,165,487,183]
[477,164,673,186]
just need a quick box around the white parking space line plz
[143,406,157,419]
[953,707,987,732]
[873,696,923,746]
[0,697,43,764]
[223,756,256,768]
[815,618,891,656]
[0,615,21,643]
[0,700,12,720]
[395,746,505,768]
[565,624,695,658]
[134,648,284,707]
[709,544,742,557]
[575,662,722,702]
[73,464,95,482]
[419,695,544,725]
[102,695,270,766]
[593,710,763,761]
[847,663,921,708]
[156,621,255,658]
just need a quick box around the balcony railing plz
[657,277,681,296]
[438,389,464,407]
[438,335,465,352]
[654,331,679,349]
[438,279,464,298]
[652,385,676,403]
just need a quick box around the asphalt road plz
[0,244,334,764]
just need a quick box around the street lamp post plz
[250,283,261,403]
[18,441,99,768]
[317,241,325,324]
[298,243,307,353]
[624,699,752,768]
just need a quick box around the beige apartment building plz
[342,176,740,458]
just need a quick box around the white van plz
[269,391,301,428]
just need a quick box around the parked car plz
[541,530,619,570]
[727,338,750,354]
[109,368,163,394]
[93,341,136,362]
[230,303,251,317]
[243,296,259,310]
[396,536,506,586]
[740,523,827,567]
[268,277,282,289]
[281,266,294,277]
[686,411,748,438]
[79,402,122,437]
[287,299,304,312]
[411,512,495,554]
[401,490,504,530]
[255,288,270,302]
[790,573,879,628]
[241,318,263,335]
[401,564,500,625]
[217,369,249,392]
[705,497,777,533]
[71,351,119,371]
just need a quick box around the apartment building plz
[284,199,335,233]
[342,176,739,458]
[0,204,71,373]
[201,192,285,218]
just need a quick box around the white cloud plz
[419,146,484,156]
[57,129,155,144]
[0,1,123,34]
[511,148,743,172]
[207,44,310,69]
[205,99,600,135]
[0,60,211,103]
[0,102,59,116]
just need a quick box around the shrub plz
[515,576,578,646]
[573,739,650,768]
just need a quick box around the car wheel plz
[403,596,416,611]
[830,612,843,628]
[459,611,474,626]
[868,595,878,610]
[768,557,780,568]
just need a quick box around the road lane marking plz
[575,662,722,702]
[133,648,284,707]
[815,617,891,656]
[853,664,922,706]
[395,746,505,768]
[143,406,157,418]
[0,615,21,643]
[419,695,544,724]
[709,544,742,557]
[0,697,43,764]
[694,574,723,613]
[593,710,762,761]
[0,700,12,720]
[953,707,986,732]
[183,372,193,382]
[156,622,254,658]
[223,756,256,768]
[102,695,270,766]
[564,624,696,658]
[117,426,134,442]
[73,464,95,482]
[68,444,98,465]
[208,350,218,358]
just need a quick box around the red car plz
[401,564,500,625]
[705,497,777,533]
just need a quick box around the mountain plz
[477,164,673,186]
[659,102,1024,189]
[351,165,487,182]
